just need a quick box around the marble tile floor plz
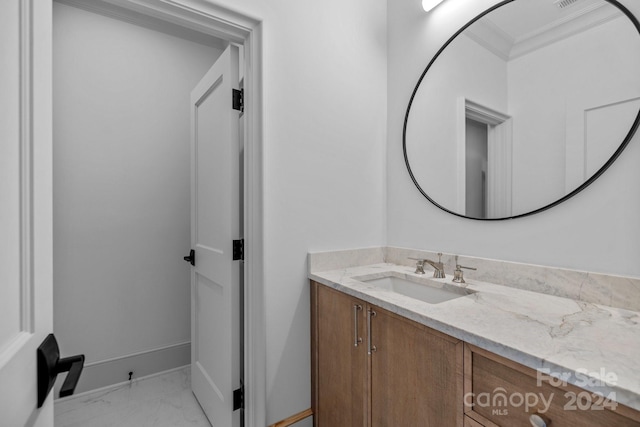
[55,366,211,427]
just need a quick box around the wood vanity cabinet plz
[464,345,640,427]
[311,281,464,427]
[311,282,640,427]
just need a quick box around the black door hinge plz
[233,384,244,411]
[232,88,244,112]
[233,239,244,261]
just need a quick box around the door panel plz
[0,0,54,425]
[370,308,463,426]
[190,44,241,427]
[0,0,22,354]
[314,283,368,427]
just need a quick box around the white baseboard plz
[54,364,190,403]
[54,341,190,398]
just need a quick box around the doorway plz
[50,0,264,425]
[457,98,513,218]
[465,117,488,218]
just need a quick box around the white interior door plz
[190,44,242,427]
[0,1,54,426]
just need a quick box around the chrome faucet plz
[409,253,446,278]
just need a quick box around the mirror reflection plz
[404,0,640,219]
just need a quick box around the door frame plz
[45,1,266,425]
[456,97,512,217]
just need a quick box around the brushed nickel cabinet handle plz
[353,304,363,347]
[367,309,377,354]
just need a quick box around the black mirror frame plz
[403,0,640,221]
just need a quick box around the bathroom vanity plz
[309,248,640,427]
[311,281,463,426]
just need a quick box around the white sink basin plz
[356,274,474,304]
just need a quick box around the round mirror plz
[404,0,640,220]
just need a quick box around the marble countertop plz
[309,263,640,412]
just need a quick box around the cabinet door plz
[370,307,464,427]
[312,283,368,427]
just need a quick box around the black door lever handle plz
[37,334,85,407]
[184,249,195,266]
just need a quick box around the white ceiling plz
[488,0,605,41]
[465,0,625,60]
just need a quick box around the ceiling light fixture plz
[422,0,444,12]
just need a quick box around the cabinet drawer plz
[464,345,640,427]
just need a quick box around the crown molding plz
[465,2,622,61]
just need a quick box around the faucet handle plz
[453,256,476,283]
[408,257,426,275]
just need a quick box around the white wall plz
[213,1,388,424]
[508,15,640,214]
[405,33,507,210]
[388,0,640,278]
[53,2,222,389]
